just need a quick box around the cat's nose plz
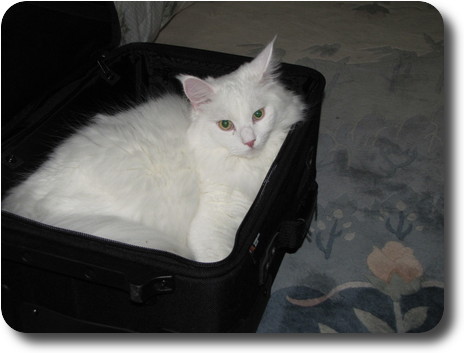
[240,126,256,148]
[244,139,256,148]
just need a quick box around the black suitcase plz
[1,3,324,332]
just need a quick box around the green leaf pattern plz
[353,308,395,333]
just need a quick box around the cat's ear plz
[248,37,278,81]
[178,75,216,110]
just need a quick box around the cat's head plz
[178,39,303,158]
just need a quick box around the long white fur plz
[2,40,305,262]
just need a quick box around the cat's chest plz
[195,153,270,199]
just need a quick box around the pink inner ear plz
[183,77,215,108]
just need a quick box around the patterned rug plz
[155,1,445,333]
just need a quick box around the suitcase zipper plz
[96,53,120,85]
[1,210,232,268]
[2,211,187,260]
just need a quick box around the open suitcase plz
[1,3,325,332]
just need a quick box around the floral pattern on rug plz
[259,242,444,333]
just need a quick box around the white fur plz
[2,40,305,262]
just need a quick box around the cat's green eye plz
[218,120,234,131]
[252,108,265,121]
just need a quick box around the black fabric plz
[1,2,120,131]
[276,219,308,253]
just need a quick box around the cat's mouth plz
[231,141,263,158]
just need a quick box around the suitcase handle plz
[274,218,308,253]
[258,181,318,286]
[258,218,308,286]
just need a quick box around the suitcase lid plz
[1,2,121,131]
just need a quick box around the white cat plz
[2,39,305,262]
